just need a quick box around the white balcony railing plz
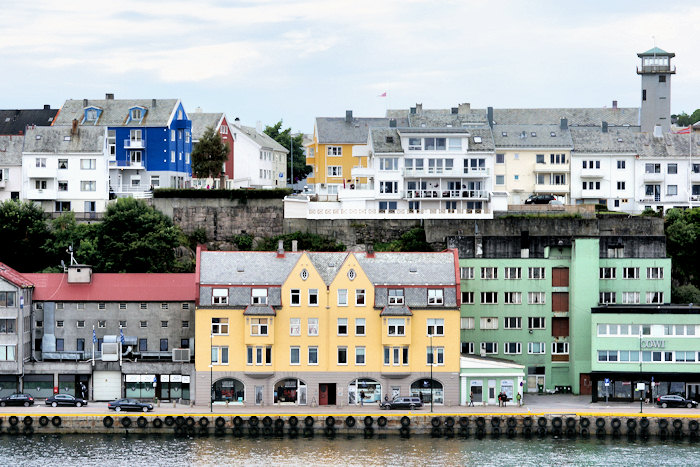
[405,189,489,200]
[124,139,145,149]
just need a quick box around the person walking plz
[468,390,474,407]
[516,392,522,407]
[360,390,365,407]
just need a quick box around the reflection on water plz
[1,433,699,466]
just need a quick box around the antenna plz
[66,244,78,266]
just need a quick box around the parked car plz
[380,396,423,410]
[655,394,698,408]
[45,394,88,408]
[107,398,154,412]
[0,393,34,407]
[525,194,557,205]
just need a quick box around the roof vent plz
[82,99,88,107]
[389,118,396,128]
[473,136,482,143]
[520,131,527,139]
[409,266,417,273]
[410,107,416,114]
[617,137,623,142]
[602,121,608,133]
[612,100,618,109]
[386,136,394,143]
[105,93,114,100]
[502,132,507,137]
[43,104,50,110]
[451,107,458,114]
[550,132,556,137]
[345,110,353,123]
[530,132,536,137]
[237,266,244,272]
[560,118,568,130]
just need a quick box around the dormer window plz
[127,107,146,123]
[132,108,142,120]
[252,288,268,305]
[388,289,404,305]
[86,109,98,121]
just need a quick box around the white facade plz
[570,154,636,212]
[230,122,287,189]
[634,158,695,212]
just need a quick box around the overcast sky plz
[2,0,698,133]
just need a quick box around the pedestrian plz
[384,394,389,402]
[516,392,522,407]
[503,393,507,408]
[468,390,474,407]
[360,390,365,407]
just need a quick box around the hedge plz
[153,188,292,200]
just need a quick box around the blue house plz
[54,94,192,196]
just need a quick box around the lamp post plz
[639,327,643,414]
[210,332,214,413]
[430,333,434,413]
[290,133,293,189]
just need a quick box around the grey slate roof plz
[243,305,276,316]
[199,251,302,285]
[492,124,573,149]
[467,127,496,152]
[54,98,180,127]
[369,128,403,154]
[316,117,409,144]
[237,125,288,153]
[0,136,24,165]
[22,126,106,153]
[634,133,699,158]
[406,110,488,127]
[189,113,224,140]
[570,127,638,154]
[0,108,58,135]
[380,305,413,316]
[307,252,348,285]
[355,251,457,286]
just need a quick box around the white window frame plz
[461,291,474,304]
[387,318,406,336]
[211,318,229,335]
[551,342,569,355]
[460,317,475,330]
[504,267,521,279]
[427,318,444,336]
[212,288,228,305]
[355,289,365,306]
[481,342,498,355]
[503,342,522,355]
[646,291,664,304]
[308,346,318,365]
[481,267,498,279]
[623,267,639,279]
[289,318,301,336]
[460,267,474,280]
[337,289,348,306]
[528,317,546,330]
[480,292,497,304]
[290,346,300,365]
[528,292,546,304]
[647,267,664,279]
[355,346,366,365]
[308,318,319,336]
[480,317,498,330]
[337,318,348,336]
[355,318,366,336]
[599,267,616,279]
[388,289,404,305]
[528,267,545,279]
[250,318,268,336]
[308,289,319,306]
[528,342,546,354]
[290,289,301,306]
[504,317,522,329]
[428,289,444,305]
[622,292,640,304]
[504,292,522,304]
[327,146,342,156]
[251,288,268,304]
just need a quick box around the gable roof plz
[638,47,674,57]
[492,124,573,149]
[23,273,196,301]
[54,98,181,127]
[199,251,302,285]
[236,125,289,153]
[0,135,25,166]
[355,251,457,286]
[634,133,699,158]
[0,108,58,135]
[316,117,409,144]
[22,126,106,153]
[306,252,348,285]
[569,127,638,154]
[0,262,34,288]
[189,112,224,140]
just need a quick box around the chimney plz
[366,244,374,258]
[560,118,568,130]
[291,240,298,252]
[487,107,494,128]
[410,107,416,114]
[83,99,88,107]
[71,119,79,135]
[602,121,608,133]
[415,103,423,113]
[653,124,663,139]
[389,119,396,128]
[105,93,114,100]
[152,98,156,107]
[67,265,92,284]
[43,104,50,110]
[451,107,458,114]
[345,110,353,123]
[256,121,263,134]
[277,240,285,257]
[612,100,618,109]
[458,103,471,114]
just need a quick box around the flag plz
[92,328,97,344]
[378,92,387,97]
[120,327,125,345]
[674,126,691,134]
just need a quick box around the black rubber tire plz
[364,416,374,427]
[215,427,226,437]
[673,419,683,430]
[262,426,273,437]
[690,431,699,442]
[249,426,260,438]
[175,416,186,427]
[611,418,621,429]
[39,416,49,427]
[363,426,374,438]
[303,426,314,438]
[640,428,650,441]
[188,426,197,438]
[507,417,517,428]
[198,426,209,437]
[399,426,411,438]
[538,417,547,428]
[324,426,335,438]
[491,427,501,438]
[8,426,19,436]
[537,426,546,438]
[596,427,606,439]
[673,429,684,441]
[215,417,226,428]
[199,417,210,427]
[580,417,590,428]
[430,417,441,428]
[345,416,356,427]
[476,417,486,427]
[121,417,132,428]
[103,416,114,428]
[458,426,469,438]
[273,428,284,438]
[232,427,244,438]
[565,427,576,438]
[507,427,516,438]
[491,417,501,427]
[325,416,335,427]
[552,417,563,429]
[445,416,455,428]
[233,416,243,427]
[288,416,298,427]
[476,427,486,438]
[459,416,469,427]
[400,416,410,427]
[137,416,148,428]
[627,419,637,429]
[523,426,532,438]
[523,417,533,428]
[287,427,298,438]
[596,418,606,428]
[612,428,621,439]
[304,416,314,427]
[580,427,589,438]
[262,416,272,427]
[274,418,284,429]
[51,416,61,427]
[566,417,576,428]
[430,426,442,438]
[164,416,175,427]
[627,429,637,441]
[659,428,669,440]
[658,419,668,429]
[551,428,562,438]
[8,416,18,426]
[640,417,649,429]
[153,418,163,429]
[444,426,454,438]
[23,426,34,436]
[248,416,259,427]
[689,420,699,431]
[23,416,33,426]
[377,416,387,428]
[185,416,195,427]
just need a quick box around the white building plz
[230,120,288,189]
[0,136,23,202]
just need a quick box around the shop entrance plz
[319,383,336,405]
[348,378,381,405]
[687,383,700,402]
[274,379,307,405]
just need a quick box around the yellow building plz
[194,246,461,407]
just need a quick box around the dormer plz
[82,106,102,125]
[127,106,147,124]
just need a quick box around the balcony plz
[109,159,145,170]
[351,166,374,178]
[637,65,676,74]
[25,166,56,179]
[26,188,57,200]
[691,171,700,182]
[0,179,5,189]
[579,190,604,199]
[533,184,569,194]
[404,189,489,200]
[534,164,569,173]
[111,184,153,199]
[403,167,458,178]
[461,167,490,178]
[579,169,604,179]
[48,211,104,221]
[643,171,664,182]
[124,138,145,149]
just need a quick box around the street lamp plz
[210,332,214,413]
[639,327,643,414]
[290,133,293,188]
[430,333,434,413]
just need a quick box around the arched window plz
[212,378,245,403]
[410,378,444,404]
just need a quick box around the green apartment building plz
[448,216,671,399]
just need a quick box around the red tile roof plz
[0,262,34,288]
[23,273,196,302]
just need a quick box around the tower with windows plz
[637,47,675,133]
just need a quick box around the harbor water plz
[1,434,699,466]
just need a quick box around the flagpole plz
[119,325,123,368]
[92,325,95,367]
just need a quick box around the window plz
[667,185,678,196]
[551,342,569,355]
[481,267,498,279]
[460,267,474,279]
[461,317,475,330]
[0,292,15,308]
[388,318,405,336]
[621,292,640,304]
[528,342,546,354]
[139,303,148,310]
[246,347,253,365]
[646,292,663,304]
[505,267,521,279]
[645,163,661,174]
[211,318,229,335]
[504,317,522,329]
[599,292,616,304]
[481,342,498,354]
[355,346,366,365]
[250,318,268,336]
[327,146,342,156]
[290,289,301,306]
[336,318,348,336]
[34,180,47,190]
[75,320,86,329]
[211,346,228,364]
[211,288,229,305]
[80,181,96,191]
[161,303,168,310]
[0,319,15,333]
[388,289,404,305]
[56,320,64,328]
[528,267,545,279]
[307,346,318,365]
[290,318,301,336]
[251,288,267,304]
[504,292,522,304]
[355,289,365,306]
[623,267,639,279]
[58,181,68,192]
[140,321,148,328]
[528,292,546,304]
[599,267,616,279]
[308,318,319,336]
[379,158,399,171]
[461,291,474,304]
[56,339,64,351]
[157,338,167,352]
[138,339,147,352]
[528,317,546,329]
[337,289,348,306]
[668,163,677,174]
[536,154,545,164]
[504,342,522,354]
[290,347,300,365]
[617,181,626,190]
[76,338,85,352]
[98,320,106,328]
[428,289,444,305]
[119,320,127,328]
[35,157,46,168]
[308,289,318,306]
[427,346,444,365]
[480,317,498,330]
[427,318,444,336]
[496,154,505,164]
[480,292,497,304]
[647,267,664,279]
[355,318,366,336]
[182,320,189,328]
[327,166,342,177]
[496,175,505,185]
[337,347,348,365]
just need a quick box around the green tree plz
[95,198,183,272]
[672,284,700,304]
[674,109,700,127]
[264,120,311,184]
[0,200,52,271]
[44,211,100,268]
[191,126,229,181]
[665,207,700,287]
[374,228,434,252]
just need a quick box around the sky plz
[2,0,699,134]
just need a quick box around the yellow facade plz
[305,131,365,187]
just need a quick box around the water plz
[1,434,698,466]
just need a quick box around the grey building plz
[637,47,675,133]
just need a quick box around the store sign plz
[170,375,182,383]
[125,375,139,383]
[141,374,155,383]
[640,339,665,349]
[161,375,170,383]
[182,376,190,384]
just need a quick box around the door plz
[254,386,263,405]
[319,384,328,406]
[687,384,700,402]
[392,386,401,399]
[488,380,496,405]
[93,371,121,401]
[580,374,592,396]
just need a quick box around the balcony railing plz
[49,211,104,221]
[405,189,489,200]
[111,185,153,199]
[109,159,144,169]
[124,138,145,149]
[403,167,457,177]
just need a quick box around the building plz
[53,94,192,197]
[189,111,235,189]
[0,136,24,201]
[230,120,288,189]
[448,217,671,396]
[21,265,196,401]
[21,125,109,219]
[638,47,675,133]
[0,106,58,136]
[460,356,525,406]
[194,246,461,407]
